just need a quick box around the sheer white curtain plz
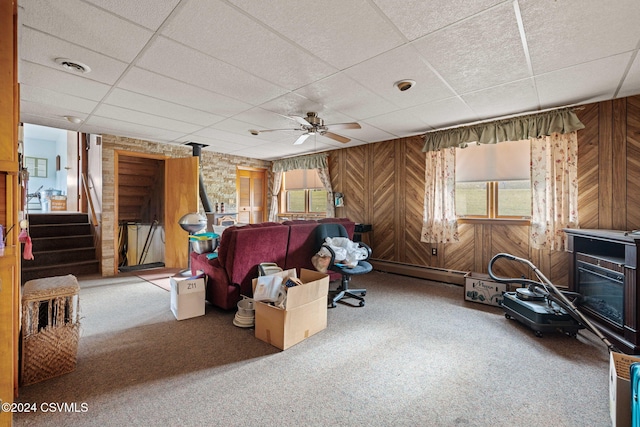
[421,147,459,243]
[268,170,283,222]
[530,132,579,250]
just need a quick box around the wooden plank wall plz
[329,94,640,286]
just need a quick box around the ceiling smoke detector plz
[55,58,91,74]
[394,79,416,92]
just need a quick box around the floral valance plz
[272,152,328,172]
[422,108,585,152]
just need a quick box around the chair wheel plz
[361,291,366,296]
[359,301,365,307]
[534,330,543,338]
[505,313,511,319]
[329,302,336,309]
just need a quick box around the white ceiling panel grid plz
[16,0,640,160]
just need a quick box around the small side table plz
[354,223,372,247]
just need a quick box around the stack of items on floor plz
[251,268,329,350]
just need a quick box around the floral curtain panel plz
[423,108,584,152]
[421,147,459,244]
[268,170,283,222]
[530,132,579,251]
[316,167,335,218]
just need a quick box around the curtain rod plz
[423,103,585,135]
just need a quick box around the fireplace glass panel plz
[577,261,624,327]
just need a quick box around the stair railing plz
[80,173,99,227]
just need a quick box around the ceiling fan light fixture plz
[394,79,416,92]
[55,57,91,74]
[64,115,83,124]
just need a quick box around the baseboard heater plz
[370,259,467,286]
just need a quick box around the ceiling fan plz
[249,112,361,145]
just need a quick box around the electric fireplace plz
[565,229,640,354]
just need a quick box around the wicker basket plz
[21,275,80,386]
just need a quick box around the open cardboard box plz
[252,269,329,350]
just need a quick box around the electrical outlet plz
[431,247,437,256]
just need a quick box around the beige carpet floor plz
[135,268,183,291]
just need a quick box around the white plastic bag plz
[322,237,368,268]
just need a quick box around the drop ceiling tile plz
[19,27,129,85]
[618,54,640,98]
[21,113,82,133]
[192,127,257,146]
[21,85,98,114]
[19,62,111,101]
[462,79,540,120]
[117,67,252,117]
[162,0,337,90]
[521,0,640,74]
[362,110,430,137]
[83,116,186,142]
[20,0,153,62]
[257,93,328,119]
[136,36,288,105]
[294,74,397,120]
[372,0,505,41]
[104,89,225,127]
[83,0,181,30]
[92,104,203,134]
[406,97,480,129]
[344,44,455,109]
[20,100,89,125]
[232,107,304,131]
[348,122,398,142]
[411,2,530,94]
[536,53,633,108]
[227,0,405,69]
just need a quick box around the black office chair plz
[315,223,372,308]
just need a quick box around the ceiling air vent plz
[55,58,91,74]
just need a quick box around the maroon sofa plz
[190,218,355,310]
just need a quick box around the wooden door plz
[237,168,266,224]
[164,157,199,268]
[66,131,79,211]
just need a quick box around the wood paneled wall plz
[329,94,640,286]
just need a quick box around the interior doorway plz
[114,152,198,273]
[237,167,267,224]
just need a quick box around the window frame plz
[456,180,531,224]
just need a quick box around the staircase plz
[21,213,100,284]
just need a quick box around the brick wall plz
[100,135,270,276]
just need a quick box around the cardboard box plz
[170,276,206,320]
[50,195,67,211]
[610,351,640,426]
[464,272,507,307]
[253,269,329,350]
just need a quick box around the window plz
[283,169,327,215]
[455,140,531,219]
[25,156,48,178]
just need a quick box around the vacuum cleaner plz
[488,253,616,352]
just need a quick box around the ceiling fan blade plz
[292,115,312,127]
[249,128,299,135]
[293,133,311,145]
[325,122,361,130]
[323,131,350,143]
